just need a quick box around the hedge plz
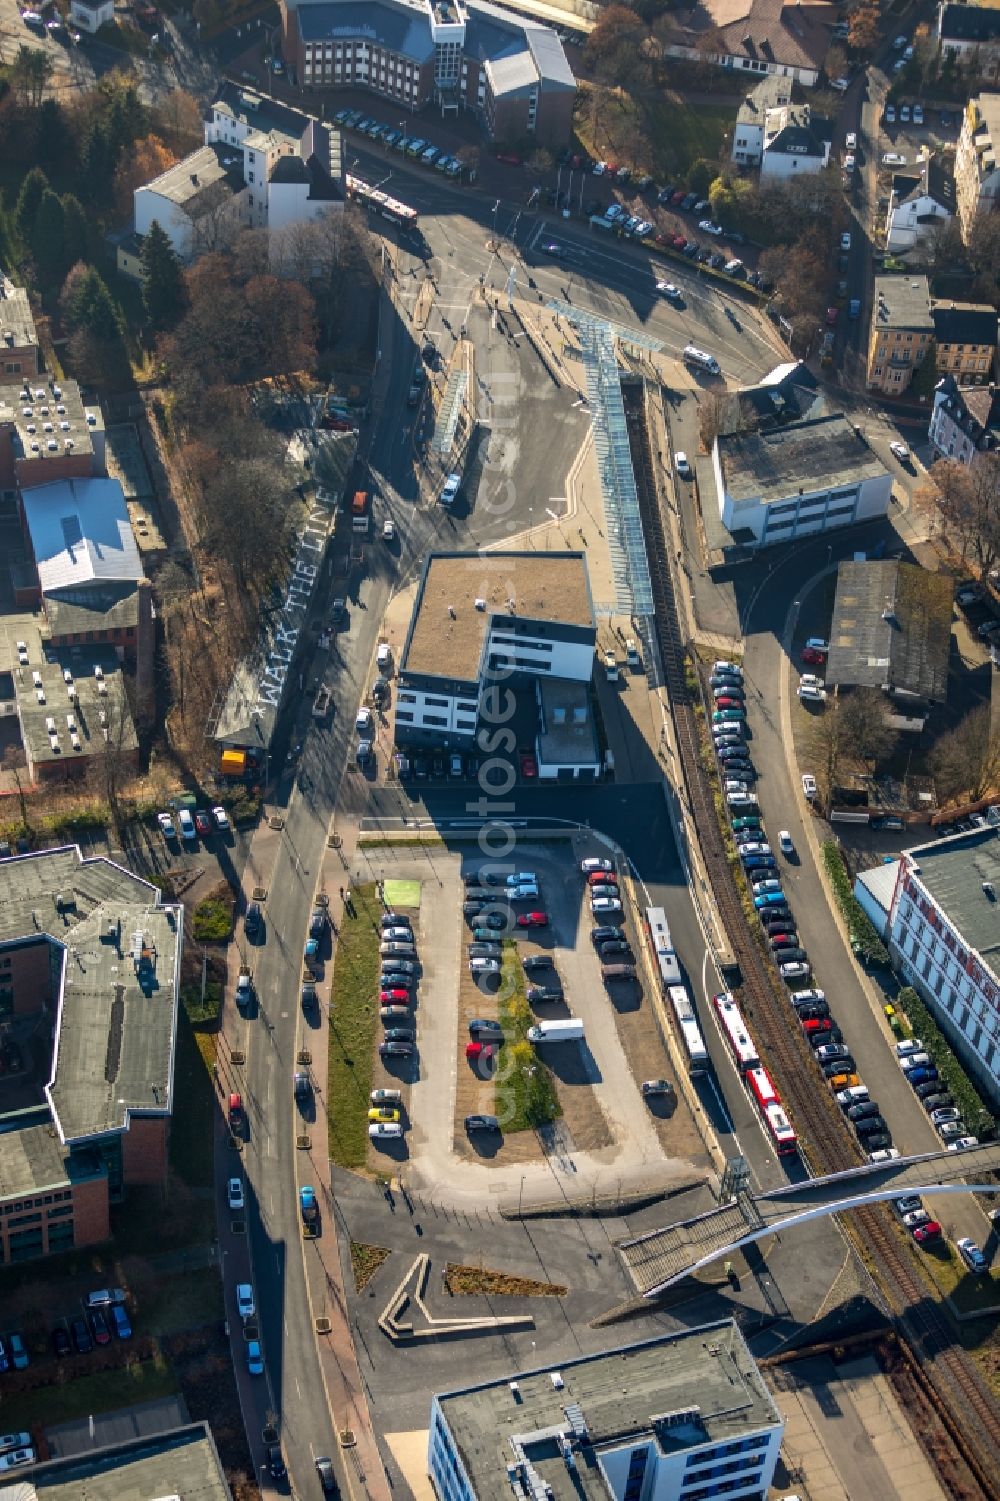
[895,987,997,1141]
[821,842,890,966]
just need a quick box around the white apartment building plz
[955,93,1000,242]
[713,413,892,549]
[861,822,1000,1104]
[731,77,791,166]
[395,551,595,747]
[929,374,1000,467]
[758,102,831,181]
[429,1321,784,1501]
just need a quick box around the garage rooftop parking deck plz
[401,552,593,683]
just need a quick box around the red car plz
[825,306,838,326]
[194,809,212,836]
[801,646,826,665]
[519,750,537,778]
[672,234,687,249]
[605,161,618,173]
[801,1017,833,1036]
[379,989,411,1005]
[670,190,686,205]
[771,934,797,947]
[913,1221,942,1244]
[517,912,548,928]
[465,1041,496,1061]
[587,870,618,888]
[715,697,742,709]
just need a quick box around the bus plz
[745,1064,798,1156]
[345,174,419,229]
[711,991,759,1074]
[667,985,709,1075]
[645,906,681,988]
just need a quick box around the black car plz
[864,1130,894,1151]
[71,1316,93,1353]
[913,1079,945,1100]
[522,954,552,972]
[431,755,445,778]
[465,1114,500,1132]
[592,925,620,945]
[598,939,632,957]
[854,1114,888,1136]
[266,1444,287,1480]
[921,1091,955,1113]
[383,1026,414,1044]
[381,974,413,992]
[309,908,327,939]
[681,192,698,210]
[379,1040,415,1058]
[683,241,700,257]
[465,753,480,779]
[315,1456,338,1494]
[527,985,564,1003]
[88,1309,111,1346]
[245,901,262,936]
[797,1003,829,1021]
[759,906,792,923]
[51,1326,71,1357]
[846,1099,880,1121]
[412,756,428,778]
[821,1056,856,1078]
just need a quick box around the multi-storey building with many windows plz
[278,0,575,147]
[955,93,1000,242]
[858,820,1000,1104]
[0,846,182,1264]
[395,551,597,770]
[929,374,1000,469]
[429,1321,784,1501]
[866,274,934,394]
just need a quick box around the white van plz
[439,473,461,507]
[470,957,501,974]
[682,345,721,375]
[376,643,391,671]
[369,1122,403,1139]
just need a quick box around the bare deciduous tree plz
[929,704,1000,803]
[2,745,31,830]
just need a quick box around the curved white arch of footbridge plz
[634,1146,1000,1297]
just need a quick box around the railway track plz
[623,383,1000,1501]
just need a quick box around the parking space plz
[362,844,706,1195]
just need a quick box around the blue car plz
[906,1066,938,1087]
[505,873,537,887]
[247,1340,264,1376]
[743,855,776,870]
[111,1305,132,1339]
[754,890,786,908]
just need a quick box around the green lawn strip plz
[167,1006,216,1188]
[327,883,383,1168]
[134,1270,224,1335]
[496,942,560,1132]
[920,1241,1000,1318]
[2,1357,176,1433]
[895,987,997,1139]
[575,87,731,181]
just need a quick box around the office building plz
[0,846,182,1264]
[396,551,596,755]
[429,1321,784,1501]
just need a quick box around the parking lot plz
[356,842,709,1199]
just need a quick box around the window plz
[623,1447,649,1501]
[423,713,448,726]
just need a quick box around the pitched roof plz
[764,104,830,157]
[932,300,999,348]
[826,559,954,702]
[939,2,1000,44]
[292,0,436,58]
[21,477,144,595]
[934,373,1000,451]
[712,0,837,73]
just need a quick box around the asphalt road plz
[739,533,993,1249]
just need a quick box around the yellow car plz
[828,1072,860,1092]
[368,1107,401,1125]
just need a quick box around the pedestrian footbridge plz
[619,1143,1000,1297]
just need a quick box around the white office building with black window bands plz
[428,1321,784,1501]
[395,551,596,751]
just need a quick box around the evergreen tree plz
[35,98,69,169]
[139,219,185,331]
[30,189,66,285]
[59,264,129,387]
[15,166,48,238]
[81,120,114,200]
[60,195,89,273]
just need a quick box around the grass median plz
[327,882,383,1169]
[496,941,560,1133]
